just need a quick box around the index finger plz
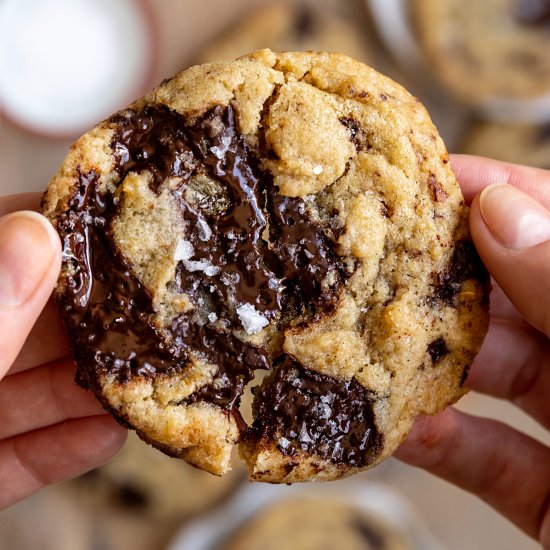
[450,154,550,208]
[0,193,69,373]
[10,298,69,374]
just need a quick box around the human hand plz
[396,155,550,546]
[0,193,126,510]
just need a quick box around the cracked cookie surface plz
[42,50,489,482]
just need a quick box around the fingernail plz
[479,184,550,249]
[0,211,59,307]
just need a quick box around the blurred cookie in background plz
[410,0,550,103]
[71,432,243,522]
[0,432,244,550]
[196,2,371,64]
[221,497,410,550]
[462,121,550,169]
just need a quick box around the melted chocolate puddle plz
[58,171,179,389]
[430,240,488,306]
[57,103,381,466]
[250,357,382,467]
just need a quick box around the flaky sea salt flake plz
[197,218,212,241]
[236,303,269,335]
[204,265,221,276]
[182,258,218,276]
[174,238,194,261]
[210,136,232,159]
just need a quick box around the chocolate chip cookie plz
[196,3,370,65]
[411,0,550,101]
[222,497,410,550]
[42,49,489,483]
[72,432,241,520]
[463,121,550,169]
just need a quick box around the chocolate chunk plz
[113,104,346,314]
[509,50,541,69]
[427,337,450,364]
[57,104,349,427]
[59,170,268,415]
[264,188,345,315]
[174,314,269,415]
[111,107,196,192]
[459,365,470,387]
[449,240,486,281]
[112,482,150,510]
[427,173,448,202]
[431,240,488,306]
[113,105,280,317]
[283,461,298,476]
[515,0,550,26]
[57,171,180,389]
[293,5,316,37]
[111,105,344,320]
[339,117,370,151]
[249,357,383,467]
[352,517,386,549]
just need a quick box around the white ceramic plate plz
[366,0,550,122]
[167,479,448,550]
[0,0,156,137]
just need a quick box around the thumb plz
[0,211,61,377]
[471,183,550,337]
